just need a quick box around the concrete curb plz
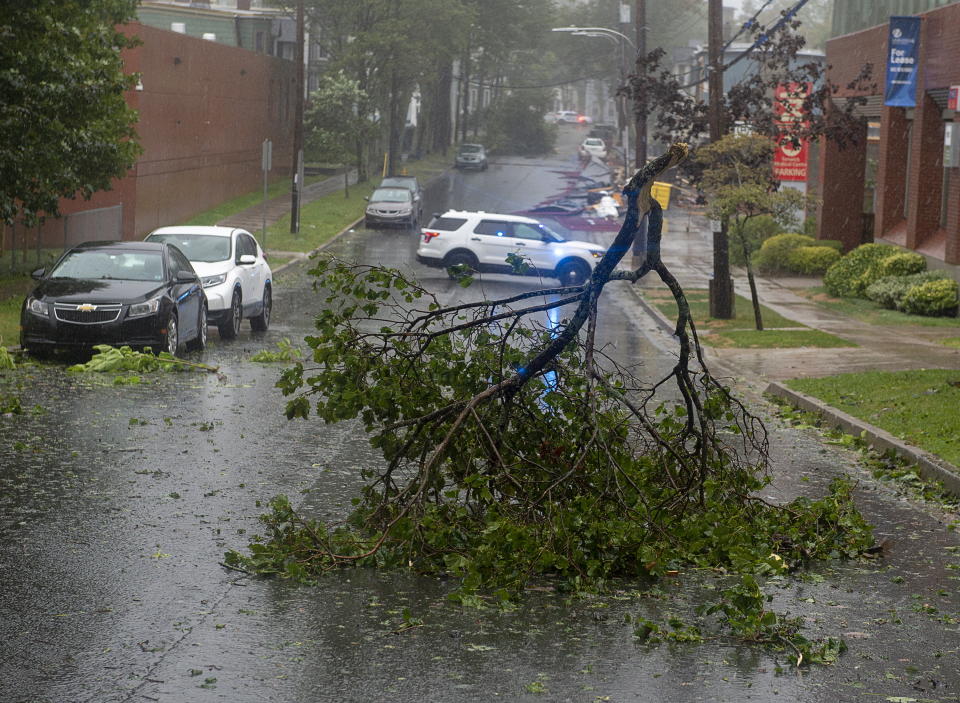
[765,381,960,497]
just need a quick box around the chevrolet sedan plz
[20,241,207,357]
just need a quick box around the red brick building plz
[818,2,960,282]
[25,21,295,248]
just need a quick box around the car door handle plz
[470,237,481,241]
[515,242,526,246]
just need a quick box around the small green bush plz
[786,246,842,275]
[730,216,781,265]
[899,278,959,317]
[876,252,926,278]
[823,243,899,298]
[818,239,844,252]
[753,233,816,273]
[865,271,948,309]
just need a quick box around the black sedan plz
[20,241,207,357]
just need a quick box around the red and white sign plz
[772,82,810,182]
[949,85,960,111]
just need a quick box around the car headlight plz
[397,208,412,215]
[128,296,162,318]
[201,273,227,288]
[26,296,47,317]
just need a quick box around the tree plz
[0,0,142,226]
[695,134,809,330]
[228,144,874,660]
[304,72,376,197]
[632,13,873,154]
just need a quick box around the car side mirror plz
[176,271,197,283]
[364,196,370,201]
[31,268,45,280]
[238,254,257,265]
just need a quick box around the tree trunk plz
[736,222,763,331]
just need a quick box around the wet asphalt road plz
[1,128,959,702]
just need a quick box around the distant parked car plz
[145,226,272,339]
[579,137,608,160]
[554,110,580,124]
[20,241,207,356]
[380,175,423,222]
[454,143,488,170]
[364,187,418,228]
[416,210,605,287]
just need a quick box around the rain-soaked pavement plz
[2,129,959,702]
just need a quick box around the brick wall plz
[32,21,295,246]
[821,2,960,272]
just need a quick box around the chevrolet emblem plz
[76,304,97,312]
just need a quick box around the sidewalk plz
[640,205,960,381]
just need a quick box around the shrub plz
[818,239,844,252]
[899,278,959,317]
[875,252,926,278]
[823,243,899,298]
[730,215,781,265]
[786,246,842,275]
[753,233,816,273]
[865,271,948,309]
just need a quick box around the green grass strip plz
[785,369,960,466]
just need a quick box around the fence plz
[2,206,123,274]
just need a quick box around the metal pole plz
[634,0,646,169]
[707,0,734,319]
[289,0,305,234]
[262,150,269,249]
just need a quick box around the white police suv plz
[416,211,605,286]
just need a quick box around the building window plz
[256,31,264,53]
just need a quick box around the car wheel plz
[219,290,242,340]
[444,251,479,279]
[482,161,488,171]
[250,285,271,332]
[188,300,208,351]
[164,312,180,356]
[557,260,591,287]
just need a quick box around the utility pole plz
[289,0,305,234]
[707,0,734,319]
[631,0,648,264]
[634,0,646,169]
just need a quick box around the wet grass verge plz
[784,368,960,467]
[0,275,34,347]
[642,288,853,348]
[794,286,960,329]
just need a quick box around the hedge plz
[786,246,842,275]
[865,270,949,310]
[753,233,817,273]
[823,243,900,298]
[899,278,960,317]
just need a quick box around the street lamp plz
[551,26,635,175]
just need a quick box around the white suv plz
[145,226,272,339]
[416,211,605,286]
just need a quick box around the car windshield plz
[585,139,603,146]
[371,188,411,203]
[381,177,416,190]
[459,145,482,154]
[536,222,565,243]
[50,250,165,282]
[146,233,231,262]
